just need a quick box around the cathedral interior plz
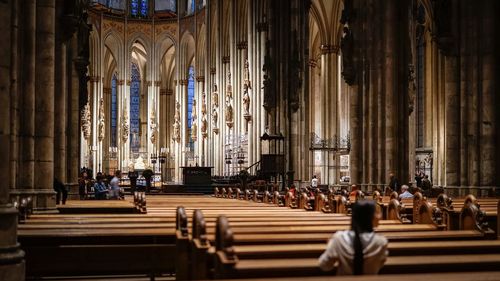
[0,0,500,280]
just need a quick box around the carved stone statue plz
[201,115,208,138]
[150,107,158,144]
[121,103,129,143]
[243,90,250,116]
[81,102,91,141]
[225,72,234,129]
[172,101,181,142]
[212,107,218,129]
[243,58,252,91]
[225,104,234,129]
[98,98,105,141]
[201,93,207,116]
[212,84,219,108]
[192,99,197,120]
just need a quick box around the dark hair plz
[351,200,376,275]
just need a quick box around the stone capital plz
[320,44,339,54]
[237,41,248,50]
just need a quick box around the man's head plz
[115,170,122,178]
[424,175,429,179]
[313,175,317,179]
[401,185,409,193]
[389,172,395,179]
[351,184,358,191]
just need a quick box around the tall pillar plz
[444,54,460,190]
[54,0,67,183]
[68,35,81,185]
[0,0,26,279]
[34,0,56,211]
[9,0,19,197]
[16,0,37,200]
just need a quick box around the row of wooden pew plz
[214,187,499,236]
[16,191,500,280]
[173,190,500,280]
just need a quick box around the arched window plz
[130,63,141,153]
[187,0,195,14]
[155,0,176,12]
[111,74,118,147]
[187,66,195,150]
[131,0,148,17]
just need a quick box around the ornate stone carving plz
[211,84,219,134]
[201,93,208,139]
[212,107,219,134]
[408,64,416,114]
[81,102,91,141]
[150,106,158,144]
[98,98,105,142]
[173,101,181,143]
[225,72,234,129]
[121,101,129,143]
[191,99,198,141]
[242,58,252,127]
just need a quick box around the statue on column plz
[201,93,208,138]
[211,84,219,134]
[98,98,105,141]
[225,72,234,129]
[150,107,158,144]
[191,99,198,141]
[81,102,91,141]
[172,101,181,143]
[121,102,129,143]
[212,107,219,134]
[243,58,252,119]
[262,40,275,112]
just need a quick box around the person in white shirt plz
[319,200,388,275]
[399,185,413,199]
[311,175,318,188]
[109,170,122,200]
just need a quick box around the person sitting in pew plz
[318,200,388,275]
[109,170,122,200]
[349,184,359,198]
[93,175,108,200]
[399,185,414,199]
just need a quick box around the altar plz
[181,166,213,194]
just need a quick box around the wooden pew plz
[212,215,500,279]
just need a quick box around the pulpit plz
[181,166,213,194]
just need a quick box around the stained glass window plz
[155,0,176,12]
[111,74,118,147]
[131,0,148,17]
[187,66,195,150]
[130,63,141,153]
[187,0,195,14]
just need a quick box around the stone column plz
[9,0,19,197]
[0,0,26,279]
[17,0,37,200]
[54,0,67,183]
[34,0,56,211]
[68,35,81,186]
[479,0,498,191]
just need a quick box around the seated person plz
[319,200,388,275]
[93,176,108,200]
[289,185,297,197]
[398,185,413,199]
[349,184,359,198]
[109,170,122,200]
